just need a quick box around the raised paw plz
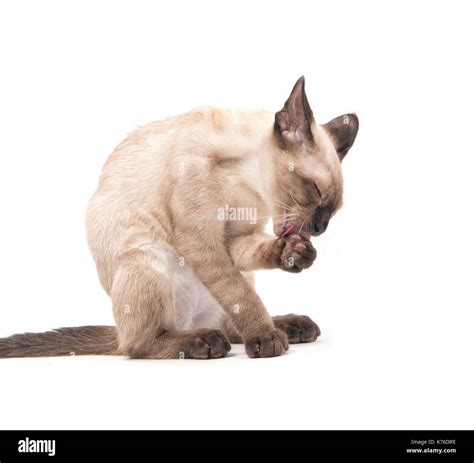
[273,314,321,343]
[277,234,317,273]
[245,329,289,358]
[179,329,231,359]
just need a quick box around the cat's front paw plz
[273,314,321,343]
[245,329,289,358]
[277,234,317,273]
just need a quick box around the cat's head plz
[271,76,358,238]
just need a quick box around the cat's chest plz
[218,200,271,237]
[224,214,268,237]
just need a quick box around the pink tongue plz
[281,224,297,237]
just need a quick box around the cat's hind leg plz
[111,243,231,359]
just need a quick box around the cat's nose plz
[313,215,329,236]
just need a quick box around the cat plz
[0,76,358,359]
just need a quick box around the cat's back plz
[96,106,272,188]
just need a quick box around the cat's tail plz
[0,326,119,358]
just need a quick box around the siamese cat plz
[0,77,358,359]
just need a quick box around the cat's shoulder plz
[187,105,228,133]
[187,106,272,134]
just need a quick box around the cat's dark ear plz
[323,114,359,161]
[274,76,314,149]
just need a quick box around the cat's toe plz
[245,329,289,358]
[279,235,317,273]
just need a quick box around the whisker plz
[272,198,292,210]
[255,198,293,210]
[255,203,285,210]
[255,215,287,221]
[267,214,298,221]
[298,219,306,235]
[265,212,298,217]
[256,200,291,211]
[289,190,303,212]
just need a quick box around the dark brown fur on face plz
[271,77,358,238]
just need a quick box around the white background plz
[0,0,473,430]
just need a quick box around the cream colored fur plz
[84,78,355,359]
[0,77,356,360]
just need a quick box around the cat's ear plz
[323,114,359,161]
[274,76,314,149]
